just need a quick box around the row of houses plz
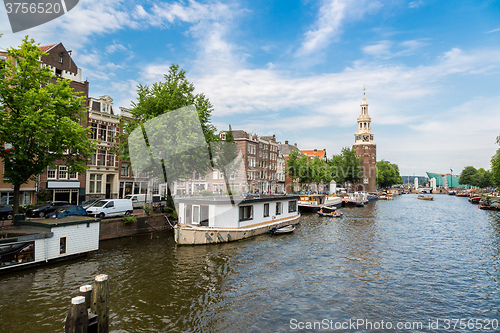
[0,42,328,206]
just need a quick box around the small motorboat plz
[418,194,434,201]
[269,225,296,234]
[317,210,343,218]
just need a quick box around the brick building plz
[36,43,90,204]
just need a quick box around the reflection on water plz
[1,195,500,332]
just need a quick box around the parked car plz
[81,199,101,210]
[86,199,133,219]
[25,201,71,217]
[0,204,13,220]
[46,205,89,219]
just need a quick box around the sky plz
[1,0,500,177]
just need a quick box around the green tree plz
[459,166,477,186]
[327,147,362,187]
[286,149,308,192]
[118,64,217,207]
[376,160,402,188]
[0,36,93,218]
[475,168,492,188]
[492,136,500,188]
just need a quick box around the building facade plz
[353,93,377,193]
[37,43,90,204]
[1,43,90,205]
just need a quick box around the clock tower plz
[353,91,377,193]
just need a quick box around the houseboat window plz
[60,237,67,255]
[288,200,297,213]
[0,241,35,267]
[239,206,253,221]
[276,202,282,215]
[263,203,269,217]
[192,205,200,224]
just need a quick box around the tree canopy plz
[376,160,402,188]
[119,65,217,186]
[459,166,493,188]
[0,36,93,216]
[327,147,362,186]
[491,135,500,187]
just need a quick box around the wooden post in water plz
[79,285,93,310]
[91,274,109,333]
[65,296,89,333]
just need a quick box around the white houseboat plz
[174,195,300,245]
[0,216,100,273]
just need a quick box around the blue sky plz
[1,0,500,177]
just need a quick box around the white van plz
[124,194,146,208]
[86,199,133,218]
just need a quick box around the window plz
[121,163,130,177]
[193,205,200,224]
[109,126,115,142]
[59,237,67,254]
[91,123,98,139]
[89,174,102,193]
[109,154,115,167]
[288,200,297,213]
[59,166,68,179]
[58,54,63,63]
[276,202,282,215]
[239,205,253,221]
[264,203,269,217]
[99,150,106,166]
[90,151,97,166]
[47,166,57,179]
[100,124,107,141]
[69,171,78,179]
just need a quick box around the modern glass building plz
[426,172,469,188]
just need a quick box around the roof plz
[39,43,58,53]
[301,150,326,159]
[278,143,300,156]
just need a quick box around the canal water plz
[1,194,500,332]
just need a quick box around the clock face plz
[362,134,369,142]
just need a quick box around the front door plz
[106,184,111,199]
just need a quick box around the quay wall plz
[99,214,174,241]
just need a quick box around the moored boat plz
[342,192,368,207]
[469,197,481,204]
[268,224,295,234]
[1,216,100,273]
[418,194,434,201]
[174,195,301,245]
[298,194,342,212]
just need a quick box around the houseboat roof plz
[19,216,100,228]
[175,195,300,205]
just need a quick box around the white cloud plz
[408,0,424,9]
[296,0,383,57]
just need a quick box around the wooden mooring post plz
[65,274,109,333]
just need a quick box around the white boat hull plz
[174,214,300,245]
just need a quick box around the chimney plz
[314,149,317,153]
[285,140,289,145]
[294,143,297,147]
